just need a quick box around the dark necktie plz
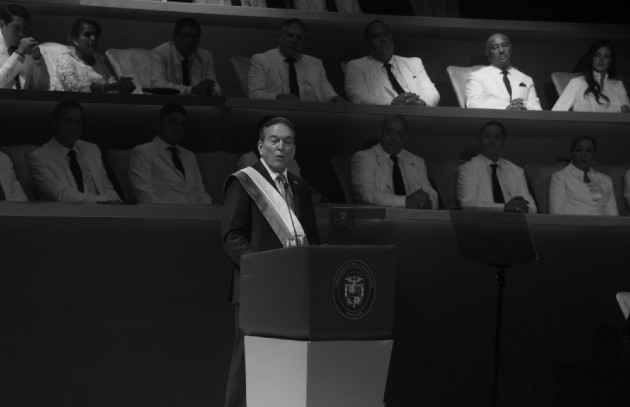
[391,155,406,196]
[0,181,6,201]
[181,58,190,86]
[384,63,405,95]
[583,170,591,183]
[168,147,186,178]
[7,46,22,90]
[285,57,299,97]
[68,150,84,193]
[501,70,512,99]
[325,0,338,11]
[277,173,295,212]
[490,163,505,204]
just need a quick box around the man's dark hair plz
[0,4,29,25]
[281,18,305,31]
[381,114,408,132]
[174,17,201,35]
[570,135,597,153]
[53,101,84,121]
[69,17,102,41]
[480,120,507,137]
[159,103,188,120]
[258,117,296,142]
[363,20,389,39]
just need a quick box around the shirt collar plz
[50,137,76,156]
[172,42,197,61]
[260,158,288,183]
[592,71,608,82]
[478,154,503,166]
[154,135,177,149]
[568,162,594,179]
[277,47,301,63]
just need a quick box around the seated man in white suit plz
[456,120,537,213]
[129,103,212,205]
[351,114,438,208]
[0,150,27,201]
[28,101,121,203]
[248,18,346,103]
[345,20,440,107]
[465,33,541,110]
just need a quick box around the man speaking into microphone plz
[221,116,319,407]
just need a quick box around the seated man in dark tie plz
[222,116,319,407]
[248,18,346,103]
[27,101,122,203]
[351,114,438,208]
[129,103,212,204]
[0,150,27,201]
[456,120,536,213]
[465,33,541,110]
[345,20,439,106]
[0,3,49,90]
[151,17,221,96]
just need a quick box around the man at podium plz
[222,116,319,407]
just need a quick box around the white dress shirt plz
[345,55,440,106]
[150,41,221,96]
[550,163,617,216]
[465,65,542,110]
[0,30,49,90]
[457,154,537,213]
[351,143,438,208]
[248,48,339,102]
[552,72,629,112]
[129,136,212,204]
[0,150,27,201]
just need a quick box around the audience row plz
[2,4,628,112]
[0,98,628,219]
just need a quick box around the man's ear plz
[257,140,263,155]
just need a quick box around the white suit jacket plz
[345,55,440,106]
[151,41,221,96]
[28,138,120,203]
[0,151,27,201]
[456,154,537,213]
[351,143,438,208]
[129,137,212,204]
[0,31,49,90]
[549,163,617,216]
[248,48,338,102]
[465,65,541,110]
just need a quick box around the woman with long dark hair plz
[552,39,629,113]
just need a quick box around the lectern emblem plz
[333,259,375,319]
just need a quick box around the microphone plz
[283,181,301,246]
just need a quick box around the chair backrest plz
[426,159,465,209]
[331,156,354,204]
[523,162,567,214]
[0,144,39,201]
[105,48,153,88]
[196,151,239,204]
[104,149,136,204]
[230,56,251,97]
[596,162,630,216]
[38,42,72,90]
[446,65,485,108]
[551,72,581,96]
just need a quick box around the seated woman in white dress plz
[54,18,135,93]
[552,39,629,113]
[549,135,618,216]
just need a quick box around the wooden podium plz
[240,245,395,407]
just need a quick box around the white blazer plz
[129,137,212,204]
[345,55,440,106]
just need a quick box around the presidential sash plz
[233,167,307,247]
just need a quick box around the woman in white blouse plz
[54,18,135,93]
[552,39,629,113]
[549,135,618,216]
